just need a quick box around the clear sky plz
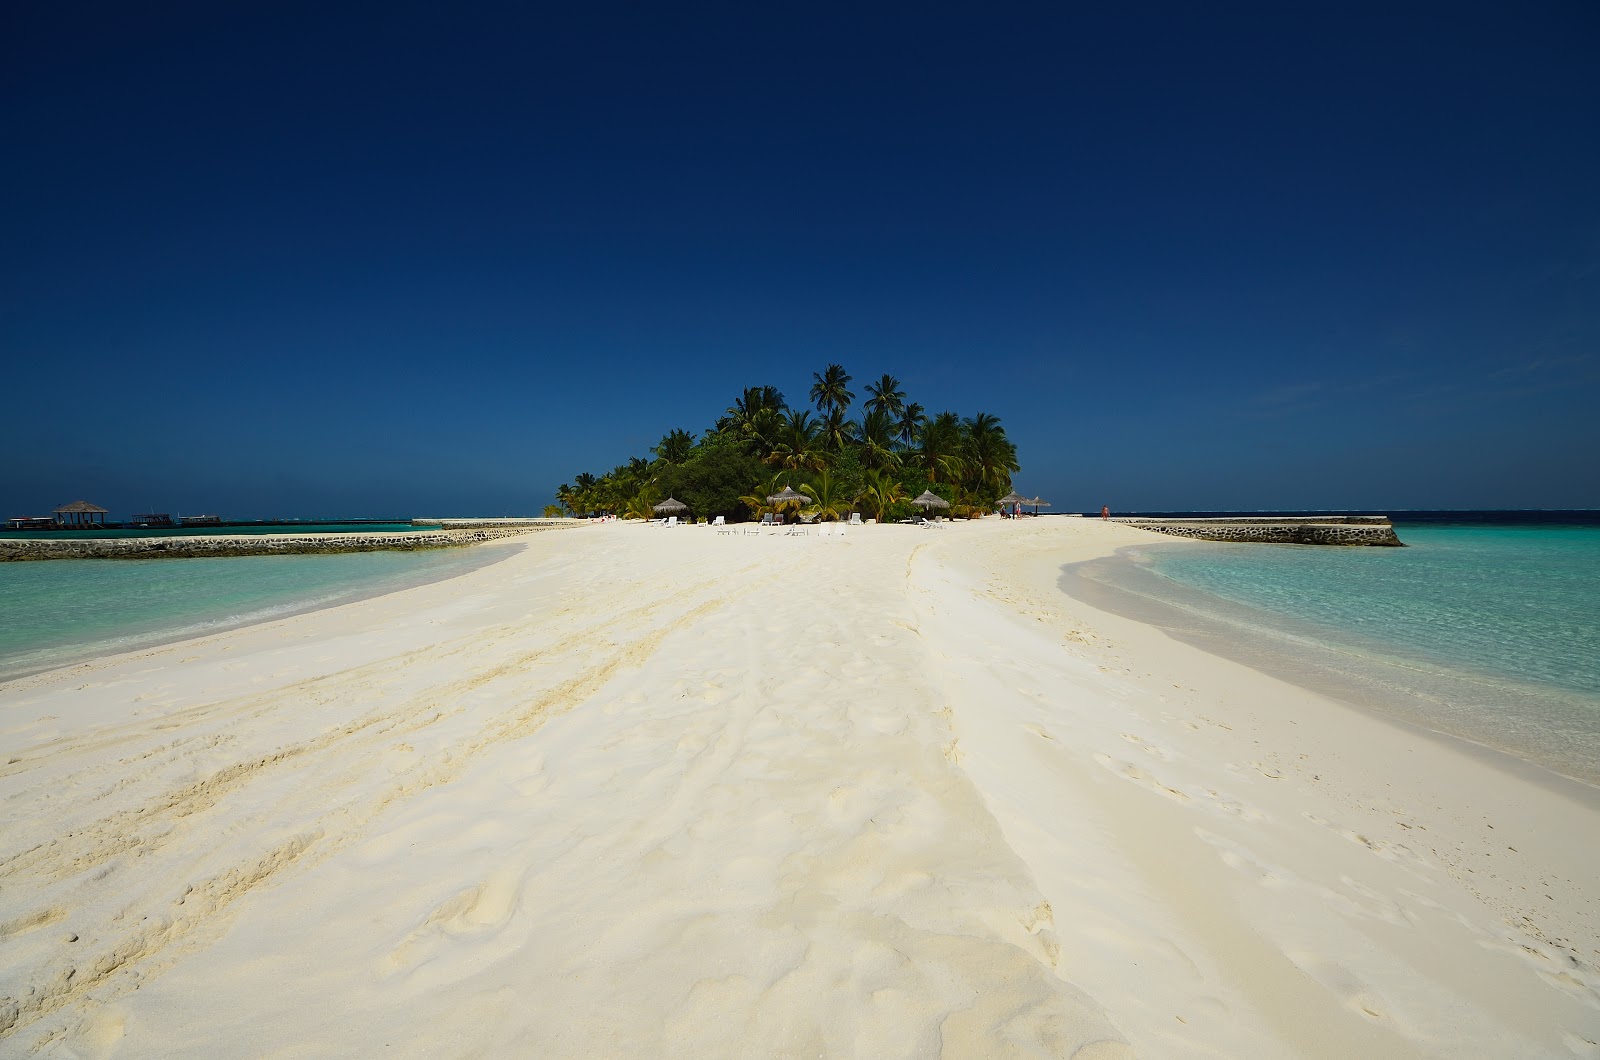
[3,2,1597,517]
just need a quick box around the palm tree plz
[725,386,786,459]
[916,411,965,483]
[896,402,925,449]
[863,374,905,418]
[555,483,575,516]
[572,472,599,516]
[818,407,856,453]
[798,468,848,521]
[653,428,696,465]
[738,471,798,520]
[857,408,900,471]
[768,410,824,471]
[809,364,854,416]
[855,469,906,523]
[961,412,1020,498]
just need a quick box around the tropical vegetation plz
[554,365,1020,523]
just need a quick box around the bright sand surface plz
[2,518,1597,1057]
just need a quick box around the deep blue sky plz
[3,2,1597,517]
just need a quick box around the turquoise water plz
[1071,519,1600,782]
[1147,524,1600,699]
[0,545,514,681]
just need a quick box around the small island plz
[551,366,1021,524]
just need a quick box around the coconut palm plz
[738,471,799,520]
[653,428,696,465]
[896,402,925,449]
[818,407,855,453]
[863,374,905,418]
[767,410,825,471]
[798,468,848,521]
[857,408,900,471]
[572,472,599,515]
[809,364,855,416]
[555,483,575,516]
[916,411,965,483]
[855,469,906,523]
[961,412,1020,497]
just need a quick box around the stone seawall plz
[0,526,557,562]
[1118,516,1403,547]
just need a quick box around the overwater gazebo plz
[53,501,108,527]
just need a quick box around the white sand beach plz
[2,518,1597,1058]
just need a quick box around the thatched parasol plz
[652,497,688,514]
[766,486,812,508]
[911,490,950,510]
[998,491,1027,506]
[1027,496,1051,514]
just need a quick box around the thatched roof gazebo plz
[652,497,688,515]
[54,500,109,527]
[912,490,950,511]
[1027,496,1051,514]
[998,491,1027,507]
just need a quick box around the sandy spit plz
[0,518,1595,1058]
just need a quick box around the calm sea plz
[1064,512,1600,784]
[0,543,516,682]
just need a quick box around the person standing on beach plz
[1101,505,1110,520]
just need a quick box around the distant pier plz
[1117,515,1403,546]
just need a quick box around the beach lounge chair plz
[743,523,760,535]
[848,512,862,526]
[785,524,806,536]
[760,513,774,528]
[818,523,832,538]
[712,516,725,526]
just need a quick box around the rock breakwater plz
[0,525,560,562]
[1118,516,1403,546]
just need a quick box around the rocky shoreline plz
[1116,515,1403,546]
[0,523,564,562]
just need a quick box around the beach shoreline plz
[1061,540,1600,792]
[0,537,533,688]
[1,518,1595,1056]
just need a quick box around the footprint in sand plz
[70,1005,126,1059]
[382,868,522,977]
[1120,732,1175,761]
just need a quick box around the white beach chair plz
[848,512,862,526]
[666,516,678,528]
[836,522,846,538]
[760,513,774,528]
[818,523,832,538]
[712,516,725,526]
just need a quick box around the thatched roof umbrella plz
[998,491,1026,507]
[912,490,950,518]
[1027,496,1051,515]
[766,486,811,511]
[652,497,688,515]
